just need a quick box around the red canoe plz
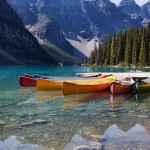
[110,77,137,95]
[19,75,37,86]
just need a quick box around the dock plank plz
[76,72,150,80]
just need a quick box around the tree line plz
[89,24,150,67]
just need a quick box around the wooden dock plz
[76,72,150,80]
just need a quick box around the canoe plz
[19,76,37,86]
[37,78,63,90]
[138,78,150,92]
[33,74,52,79]
[138,83,150,92]
[76,72,102,78]
[63,82,111,96]
[63,76,115,95]
[37,76,116,90]
[110,77,138,95]
[77,73,112,78]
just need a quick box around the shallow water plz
[0,66,150,150]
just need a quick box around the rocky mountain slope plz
[118,0,142,16]
[0,0,57,65]
[7,0,87,59]
[7,0,150,57]
[0,0,85,65]
[141,1,150,25]
[118,0,150,25]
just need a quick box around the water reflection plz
[109,92,135,109]
[19,88,142,110]
[37,90,63,103]
[1,88,150,123]
[19,87,37,96]
[63,90,110,110]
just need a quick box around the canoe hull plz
[37,78,63,90]
[110,82,137,95]
[19,76,36,86]
[138,83,150,92]
[63,82,110,96]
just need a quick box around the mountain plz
[141,1,150,25]
[7,0,150,57]
[27,13,86,61]
[118,0,150,26]
[118,0,142,16]
[142,1,150,18]
[7,0,87,60]
[0,0,57,65]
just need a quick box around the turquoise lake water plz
[0,66,150,150]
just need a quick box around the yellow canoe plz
[37,76,116,90]
[36,78,84,90]
[37,78,63,90]
[138,78,150,92]
[63,76,116,95]
[138,83,150,92]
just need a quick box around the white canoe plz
[76,72,101,77]
[76,72,150,80]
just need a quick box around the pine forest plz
[89,25,150,67]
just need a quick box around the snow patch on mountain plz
[66,36,98,57]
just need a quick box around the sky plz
[110,0,149,6]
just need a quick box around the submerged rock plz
[65,124,150,150]
[0,120,7,125]
[0,136,45,150]
[101,124,150,150]
[64,134,101,150]
[21,119,48,126]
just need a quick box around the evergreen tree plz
[139,33,145,66]
[102,41,107,65]
[89,49,96,65]
[110,36,116,66]
[98,42,103,66]
[144,25,150,66]
[124,28,133,66]
[105,34,112,65]
[115,32,122,65]
[132,27,139,66]
[95,46,98,65]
